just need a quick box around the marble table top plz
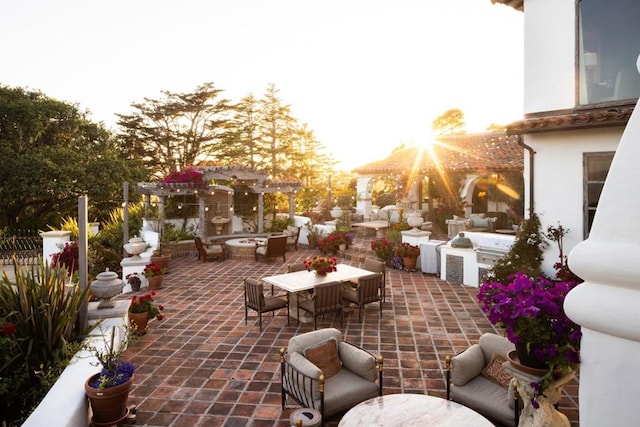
[338,393,494,426]
[262,264,374,293]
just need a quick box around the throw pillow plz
[481,354,512,389]
[303,337,342,379]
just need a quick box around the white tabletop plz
[262,264,374,293]
[338,394,494,427]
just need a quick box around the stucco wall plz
[524,0,576,113]
[526,127,622,275]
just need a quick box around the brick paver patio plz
[120,235,579,426]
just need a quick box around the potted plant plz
[84,326,136,425]
[317,231,351,255]
[370,237,394,263]
[143,262,166,290]
[128,292,165,334]
[125,272,142,292]
[303,256,338,275]
[394,242,420,271]
[304,222,324,249]
[477,272,581,408]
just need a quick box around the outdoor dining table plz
[262,263,374,321]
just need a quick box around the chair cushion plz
[481,354,511,388]
[205,246,223,255]
[303,337,342,379]
[256,246,267,256]
[339,342,377,382]
[288,328,343,355]
[323,368,380,417]
[451,344,485,386]
[450,376,514,427]
[263,295,287,311]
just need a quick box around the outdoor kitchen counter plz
[439,231,515,288]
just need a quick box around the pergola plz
[137,166,302,237]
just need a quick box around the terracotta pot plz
[402,256,418,271]
[147,275,164,290]
[514,343,548,370]
[128,311,149,334]
[85,373,134,425]
[150,253,171,270]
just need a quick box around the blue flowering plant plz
[478,272,581,407]
[86,326,136,390]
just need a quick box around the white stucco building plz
[493,0,640,425]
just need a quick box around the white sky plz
[0,0,523,170]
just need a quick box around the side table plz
[503,362,575,427]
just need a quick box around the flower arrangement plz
[371,237,395,262]
[160,166,208,190]
[125,273,142,291]
[128,292,164,320]
[394,242,420,258]
[143,262,166,277]
[317,231,352,254]
[303,256,338,275]
[87,326,136,390]
[478,272,581,407]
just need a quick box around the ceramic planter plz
[85,374,134,425]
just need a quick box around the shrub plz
[0,259,89,424]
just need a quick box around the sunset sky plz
[1,0,523,170]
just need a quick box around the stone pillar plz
[157,195,165,251]
[564,56,640,427]
[258,193,264,233]
[198,195,206,238]
[40,230,72,263]
[288,193,295,220]
[356,175,374,220]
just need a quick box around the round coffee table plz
[338,394,494,426]
[224,237,266,260]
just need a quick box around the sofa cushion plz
[304,337,342,379]
[451,344,485,386]
[481,354,511,388]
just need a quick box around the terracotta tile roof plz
[491,0,523,11]
[353,132,523,174]
[505,105,634,135]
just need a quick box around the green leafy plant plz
[0,259,89,424]
[143,262,165,277]
[370,237,394,262]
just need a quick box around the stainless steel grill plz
[475,235,514,266]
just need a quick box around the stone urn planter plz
[90,269,123,309]
[123,236,146,259]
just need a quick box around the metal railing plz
[0,230,42,265]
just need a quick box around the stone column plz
[564,56,640,426]
[356,175,374,220]
[258,193,264,233]
[198,194,206,238]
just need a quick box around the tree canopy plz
[0,85,148,228]
[432,108,466,135]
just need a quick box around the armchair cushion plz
[481,354,511,388]
[256,245,267,256]
[450,376,514,425]
[303,337,341,379]
[451,344,485,386]
[323,368,380,416]
[339,342,377,382]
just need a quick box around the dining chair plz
[244,277,289,332]
[287,263,307,273]
[297,281,343,330]
[342,272,383,322]
[255,235,287,263]
[363,258,387,302]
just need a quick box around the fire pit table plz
[225,237,267,260]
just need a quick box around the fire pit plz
[225,237,267,260]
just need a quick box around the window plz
[578,0,640,105]
[584,152,614,238]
